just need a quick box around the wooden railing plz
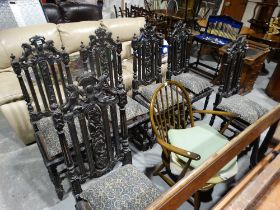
[147,104,280,210]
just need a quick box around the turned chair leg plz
[201,95,210,120]
[209,114,216,126]
[47,165,64,200]
[194,191,201,210]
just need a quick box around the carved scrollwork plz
[84,104,109,170]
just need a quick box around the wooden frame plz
[149,80,236,210]
[11,35,73,199]
[147,104,280,210]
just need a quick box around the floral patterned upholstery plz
[139,83,194,106]
[80,164,161,210]
[217,94,268,124]
[172,72,212,94]
[36,117,82,159]
[125,96,148,121]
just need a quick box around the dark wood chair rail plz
[146,103,280,210]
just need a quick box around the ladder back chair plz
[79,27,151,150]
[11,35,73,199]
[210,36,268,166]
[167,21,213,117]
[150,80,238,210]
[51,78,161,210]
[132,22,164,108]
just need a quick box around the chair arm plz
[193,110,237,118]
[157,138,201,161]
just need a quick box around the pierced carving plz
[167,21,193,77]
[85,104,109,170]
[132,22,163,88]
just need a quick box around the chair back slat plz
[48,57,63,105]
[132,23,163,89]
[22,62,41,112]
[150,81,195,143]
[66,113,87,176]
[32,61,51,113]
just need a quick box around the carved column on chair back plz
[132,23,163,98]
[166,21,193,80]
[212,36,247,109]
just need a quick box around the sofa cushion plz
[58,21,101,54]
[100,17,145,42]
[0,42,11,70]
[0,72,22,106]
[121,41,132,60]
[0,23,61,69]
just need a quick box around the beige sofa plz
[0,17,145,145]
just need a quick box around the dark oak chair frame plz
[209,36,263,166]
[210,36,248,131]
[149,80,236,210]
[11,35,73,199]
[79,27,152,150]
[166,21,213,117]
[50,75,131,210]
[132,23,163,106]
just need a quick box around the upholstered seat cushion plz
[217,94,268,124]
[80,164,161,210]
[36,117,82,159]
[168,124,238,183]
[126,96,148,122]
[139,83,194,106]
[172,72,212,94]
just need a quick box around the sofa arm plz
[0,100,35,145]
[0,71,23,106]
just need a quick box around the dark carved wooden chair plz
[149,80,238,210]
[79,27,152,150]
[132,23,164,108]
[210,36,268,165]
[167,21,213,116]
[51,77,161,210]
[11,35,73,199]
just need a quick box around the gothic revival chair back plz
[132,23,163,99]
[11,35,73,121]
[56,74,131,179]
[11,35,73,200]
[214,36,247,104]
[166,21,193,80]
[80,27,124,91]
